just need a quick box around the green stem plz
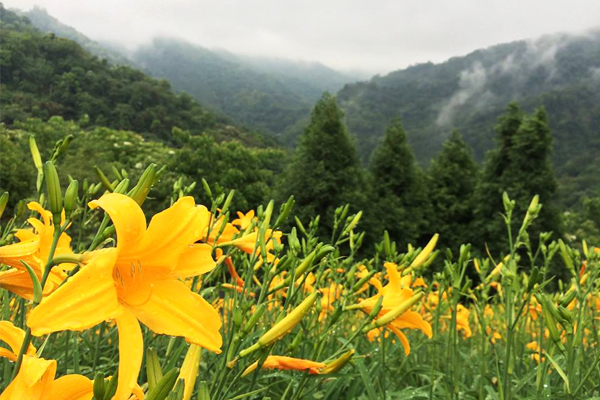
[11,221,64,379]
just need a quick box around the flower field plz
[1,137,599,399]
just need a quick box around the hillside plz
[0,5,269,147]
[132,38,358,137]
[337,31,600,204]
[14,6,132,66]
[15,6,358,139]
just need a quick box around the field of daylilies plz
[1,136,600,400]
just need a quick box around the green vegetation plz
[368,118,430,247]
[277,93,366,236]
[475,104,563,254]
[337,32,600,206]
[1,5,599,258]
[0,5,267,146]
[428,130,479,252]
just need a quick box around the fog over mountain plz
[4,0,600,74]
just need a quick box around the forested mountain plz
[337,31,600,204]
[131,38,358,137]
[0,5,285,215]
[14,6,132,66]
[0,5,269,147]
[15,6,358,139]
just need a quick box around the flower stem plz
[11,220,64,379]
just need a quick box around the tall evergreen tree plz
[368,118,430,247]
[428,130,479,252]
[474,103,562,254]
[278,93,365,235]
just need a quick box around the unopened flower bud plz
[64,180,79,215]
[129,164,157,205]
[321,350,354,374]
[29,136,43,170]
[0,192,8,219]
[44,161,62,222]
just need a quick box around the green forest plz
[2,3,600,400]
[1,5,599,258]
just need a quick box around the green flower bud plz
[0,192,8,219]
[274,195,295,228]
[146,368,179,400]
[103,371,119,400]
[44,161,62,222]
[197,381,210,400]
[93,373,106,400]
[29,136,43,171]
[129,164,157,205]
[242,304,266,336]
[94,166,114,192]
[201,178,212,200]
[64,180,79,215]
[146,347,164,391]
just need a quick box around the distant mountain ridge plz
[10,5,600,204]
[131,38,360,138]
[337,30,600,204]
[17,6,359,139]
[13,6,133,66]
[0,5,270,148]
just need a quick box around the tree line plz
[277,93,571,260]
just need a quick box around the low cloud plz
[436,62,489,126]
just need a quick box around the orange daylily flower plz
[455,304,472,338]
[0,202,73,299]
[220,229,282,263]
[355,262,432,355]
[242,355,326,377]
[232,210,256,230]
[27,194,222,400]
[318,283,343,321]
[0,321,109,400]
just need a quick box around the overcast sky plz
[5,0,600,75]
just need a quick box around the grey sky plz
[5,0,600,74]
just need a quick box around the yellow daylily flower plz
[231,210,256,230]
[27,193,222,400]
[0,202,73,299]
[318,283,343,321]
[0,321,94,400]
[219,229,282,263]
[355,262,432,355]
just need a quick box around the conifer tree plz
[428,130,479,252]
[474,103,562,254]
[368,118,430,247]
[278,93,365,235]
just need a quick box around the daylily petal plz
[131,278,222,353]
[89,193,147,253]
[0,269,36,300]
[14,229,37,242]
[47,375,93,400]
[114,309,144,400]
[174,244,216,278]
[0,348,16,361]
[119,199,210,270]
[0,321,35,356]
[28,202,52,226]
[389,326,411,356]
[384,262,401,289]
[28,249,122,336]
[8,355,56,400]
[390,311,433,338]
[28,218,47,237]
[0,240,40,268]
